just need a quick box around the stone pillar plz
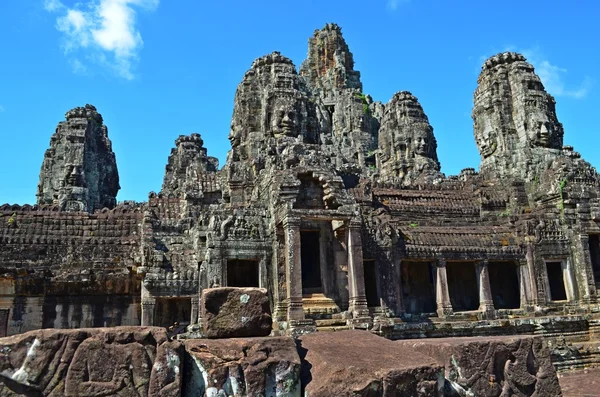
[476,260,495,313]
[525,243,542,306]
[140,284,155,326]
[393,257,405,317]
[347,219,369,318]
[575,234,595,303]
[435,258,453,317]
[190,295,200,325]
[518,260,535,310]
[141,299,155,326]
[284,216,304,321]
[563,258,578,302]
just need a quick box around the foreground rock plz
[398,335,562,397]
[183,337,300,396]
[0,327,182,397]
[298,330,443,396]
[201,287,272,338]
[558,368,600,397]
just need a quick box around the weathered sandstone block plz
[298,330,443,396]
[397,335,562,397]
[0,327,182,397]
[183,337,301,396]
[201,287,272,338]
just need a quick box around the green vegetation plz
[354,92,371,116]
[409,222,418,228]
[498,208,512,217]
[557,178,567,211]
[7,213,16,225]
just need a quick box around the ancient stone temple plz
[2,25,600,385]
[36,104,120,212]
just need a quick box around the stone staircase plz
[314,318,350,332]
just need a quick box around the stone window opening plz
[301,230,322,294]
[401,260,436,314]
[226,259,259,288]
[363,259,380,307]
[488,261,520,309]
[545,260,571,302]
[446,261,479,312]
[154,297,191,329]
[588,234,600,286]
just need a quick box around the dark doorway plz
[546,261,567,301]
[401,261,436,314]
[363,260,379,307]
[154,298,191,328]
[488,262,520,309]
[227,259,259,287]
[589,235,600,285]
[0,309,8,337]
[447,262,479,311]
[301,231,322,293]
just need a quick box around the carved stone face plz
[475,117,498,158]
[228,124,242,148]
[269,96,302,137]
[413,130,431,156]
[527,111,554,148]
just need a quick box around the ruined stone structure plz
[2,25,600,379]
[36,104,120,212]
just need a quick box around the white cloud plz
[71,58,87,74]
[45,0,159,79]
[387,0,410,10]
[525,52,593,99]
[43,0,64,12]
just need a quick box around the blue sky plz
[0,0,598,204]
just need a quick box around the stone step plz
[316,325,350,332]
[314,318,348,327]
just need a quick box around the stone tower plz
[378,91,442,185]
[300,23,379,173]
[162,133,218,196]
[299,22,362,97]
[36,104,120,212]
[473,52,564,180]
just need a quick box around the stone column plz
[435,258,453,317]
[141,299,156,326]
[574,234,596,303]
[347,219,369,318]
[563,259,578,302]
[284,216,304,321]
[393,257,405,317]
[525,243,542,305]
[518,260,535,310]
[140,283,155,326]
[476,260,495,312]
[190,295,200,325]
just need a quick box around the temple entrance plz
[154,297,191,328]
[363,260,379,307]
[589,234,600,285]
[0,309,7,337]
[227,259,259,287]
[301,231,322,293]
[447,262,479,311]
[546,261,568,301]
[401,261,436,314]
[488,262,520,309]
